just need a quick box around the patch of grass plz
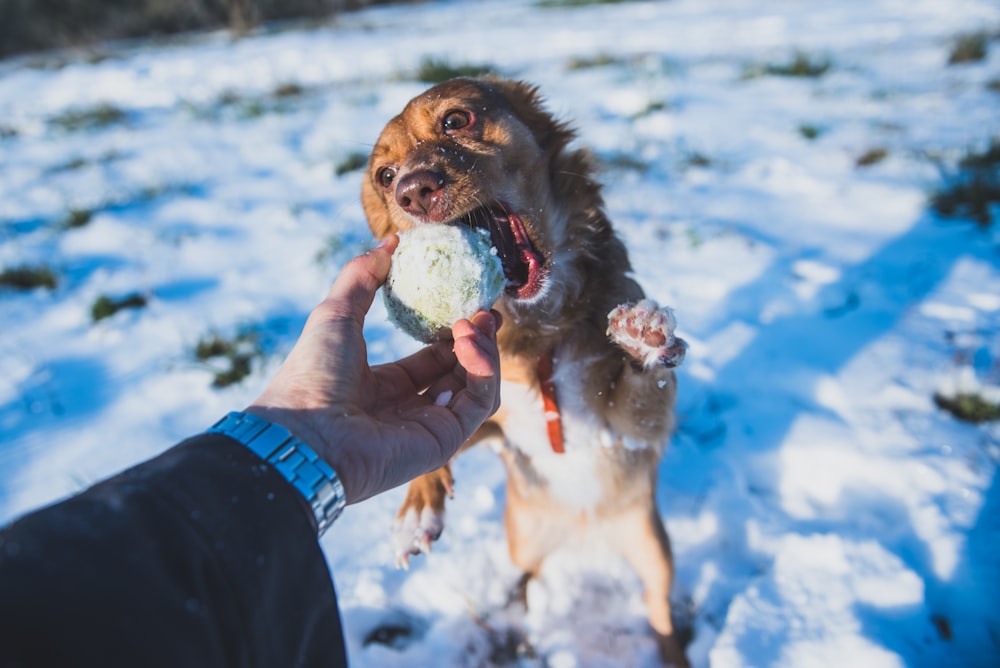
[799,124,822,140]
[209,84,309,120]
[218,90,243,106]
[91,293,148,321]
[238,100,267,119]
[273,82,307,98]
[335,151,369,176]
[747,52,831,79]
[931,138,1000,227]
[416,57,496,84]
[0,124,17,139]
[958,140,1000,171]
[566,53,624,70]
[50,103,127,132]
[0,265,58,291]
[856,148,889,168]
[47,151,124,174]
[600,153,649,173]
[684,152,713,168]
[195,331,261,388]
[948,31,989,65]
[934,392,1000,423]
[48,157,90,173]
[635,100,669,118]
[62,208,94,229]
[987,78,1000,93]
[932,177,1000,227]
[537,0,635,7]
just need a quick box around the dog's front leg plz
[391,466,453,569]
[604,299,687,443]
[390,421,503,568]
[606,299,686,370]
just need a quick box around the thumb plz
[324,235,398,321]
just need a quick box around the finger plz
[452,311,499,378]
[323,234,398,321]
[448,311,502,434]
[384,340,459,393]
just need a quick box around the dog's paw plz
[607,299,687,369]
[391,505,445,569]
[390,467,453,569]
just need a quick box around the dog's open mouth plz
[457,204,546,301]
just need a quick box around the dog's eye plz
[376,166,397,189]
[442,110,472,133]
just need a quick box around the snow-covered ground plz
[2,0,999,665]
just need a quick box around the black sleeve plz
[0,434,348,668]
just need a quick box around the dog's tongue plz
[484,209,544,299]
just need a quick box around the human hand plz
[246,235,502,504]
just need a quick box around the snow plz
[2,0,999,666]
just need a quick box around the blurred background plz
[1,1,998,666]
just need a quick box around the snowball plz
[383,224,505,342]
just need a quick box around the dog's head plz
[362,77,581,305]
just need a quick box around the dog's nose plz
[395,169,445,217]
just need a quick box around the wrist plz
[207,411,346,536]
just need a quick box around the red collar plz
[536,351,565,454]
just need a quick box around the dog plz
[361,77,689,666]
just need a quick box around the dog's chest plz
[498,361,623,510]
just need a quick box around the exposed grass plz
[931,139,1000,227]
[566,53,624,70]
[207,82,312,120]
[799,124,822,140]
[63,208,94,229]
[934,392,1000,423]
[272,81,308,98]
[988,78,1000,93]
[48,157,90,173]
[335,151,369,176]
[91,293,149,321]
[48,151,125,175]
[932,177,1000,227]
[856,148,888,168]
[537,0,636,7]
[958,139,1000,171]
[195,331,261,388]
[948,31,989,65]
[0,124,17,139]
[685,152,713,168]
[635,100,669,118]
[50,103,128,132]
[0,265,58,291]
[416,57,496,84]
[747,52,831,79]
[600,153,649,173]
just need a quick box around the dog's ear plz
[361,171,394,239]
[490,78,576,156]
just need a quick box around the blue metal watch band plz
[208,411,345,535]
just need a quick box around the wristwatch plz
[208,411,346,535]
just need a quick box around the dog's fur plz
[362,77,689,666]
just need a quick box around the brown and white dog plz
[361,77,689,666]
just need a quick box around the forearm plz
[0,434,346,668]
